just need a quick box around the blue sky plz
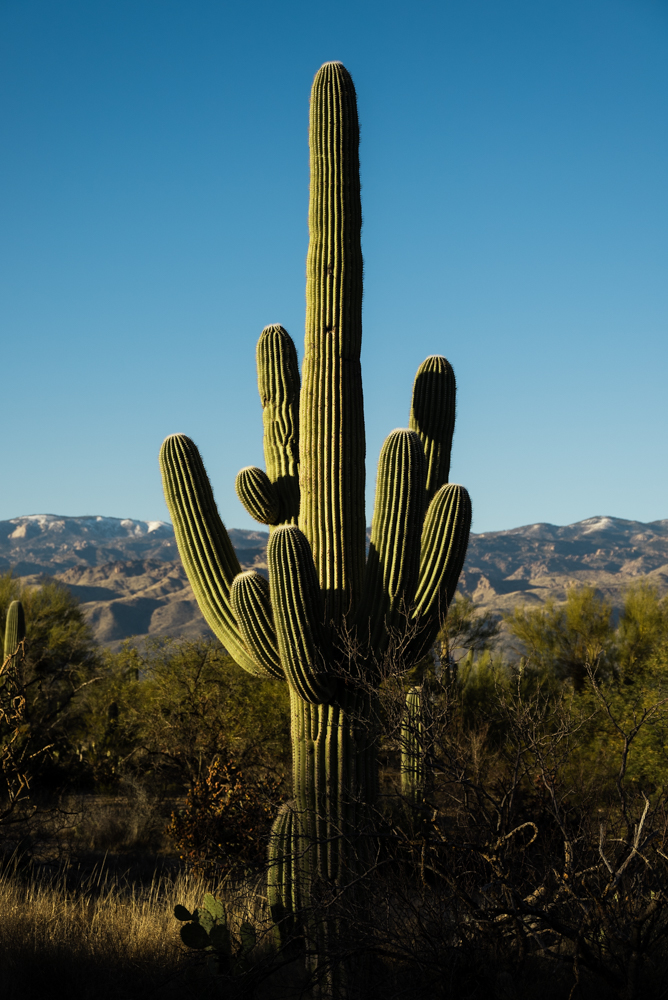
[2,0,667,534]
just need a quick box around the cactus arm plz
[235,466,281,525]
[409,356,456,505]
[301,62,365,625]
[230,571,284,679]
[408,483,472,660]
[257,324,301,525]
[358,429,426,656]
[3,600,26,661]
[268,526,335,704]
[159,434,260,675]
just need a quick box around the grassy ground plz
[0,863,206,999]
[0,858,289,1000]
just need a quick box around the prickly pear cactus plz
[175,893,256,975]
[160,62,471,931]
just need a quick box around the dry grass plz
[0,861,271,1000]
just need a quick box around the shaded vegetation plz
[2,577,668,997]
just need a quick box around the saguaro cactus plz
[3,600,26,663]
[402,686,428,808]
[159,62,471,926]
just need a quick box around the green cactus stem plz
[267,801,300,946]
[301,62,365,627]
[401,686,427,807]
[235,466,280,525]
[257,324,301,526]
[3,600,26,662]
[230,571,283,679]
[159,61,472,960]
[358,429,426,655]
[409,356,456,504]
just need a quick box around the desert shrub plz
[168,758,285,874]
[80,637,291,788]
[506,585,616,689]
[76,638,290,869]
[616,579,668,681]
[368,652,668,1000]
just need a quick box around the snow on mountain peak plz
[5,514,172,540]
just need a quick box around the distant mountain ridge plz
[2,513,667,649]
[0,514,268,575]
[463,515,668,617]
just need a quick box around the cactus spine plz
[159,62,471,936]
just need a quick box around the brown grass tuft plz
[0,863,240,999]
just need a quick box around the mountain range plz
[2,513,667,649]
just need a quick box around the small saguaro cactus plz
[159,62,471,931]
[401,686,428,809]
[3,600,26,664]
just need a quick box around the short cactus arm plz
[409,356,456,505]
[268,526,335,704]
[257,324,300,525]
[3,600,26,661]
[159,434,260,675]
[301,62,365,625]
[235,466,280,525]
[230,571,283,679]
[358,429,426,655]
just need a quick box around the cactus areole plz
[159,62,471,913]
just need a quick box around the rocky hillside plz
[2,513,667,649]
[0,515,267,648]
[463,515,668,617]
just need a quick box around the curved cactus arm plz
[409,483,472,660]
[159,434,260,675]
[301,62,365,626]
[357,429,426,656]
[235,466,281,525]
[3,600,26,661]
[268,526,335,704]
[257,324,300,525]
[230,570,284,679]
[409,356,456,505]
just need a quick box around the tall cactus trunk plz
[295,63,375,906]
[291,689,378,883]
[301,63,366,628]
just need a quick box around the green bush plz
[78,637,291,799]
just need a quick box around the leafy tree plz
[506,585,615,688]
[616,580,668,682]
[504,581,668,790]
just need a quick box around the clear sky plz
[2,0,667,534]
